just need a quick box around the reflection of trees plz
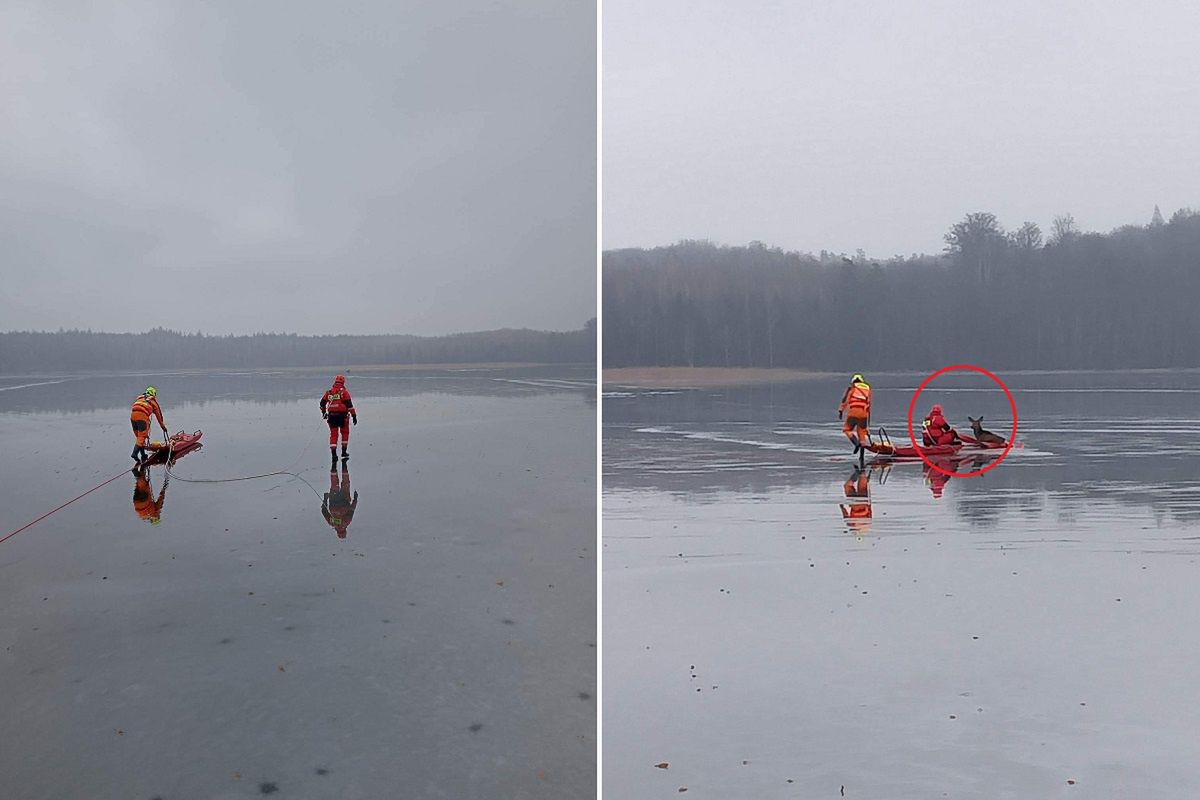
[603,430,823,500]
[937,464,1200,527]
[1051,483,1200,525]
[952,498,1002,527]
[0,367,595,415]
[607,428,1200,526]
[604,378,1200,526]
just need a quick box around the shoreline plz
[0,362,592,380]
[603,365,1200,390]
[603,367,838,389]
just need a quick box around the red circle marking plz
[905,365,1018,479]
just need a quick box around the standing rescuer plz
[838,373,872,453]
[130,386,167,466]
[320,374,358,465]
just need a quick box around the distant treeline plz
[0,321,596,374]
[603,208,1200,370]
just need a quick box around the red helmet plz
[931,403,943,415]
[334,374,346,385]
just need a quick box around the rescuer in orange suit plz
[320,374,358,466]
[132,468,168,525]
[839,465,873,534]
[130,386,167,465]
[838,374,872,453]
[322,464,359,539]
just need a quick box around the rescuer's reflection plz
[322,463,359,539]
[132,465,168,525]
[839,465,872,535]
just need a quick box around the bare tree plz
[1010,221,1043,250]
[1049,213,1079,245]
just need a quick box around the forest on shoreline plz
[0,320,596,374]
[603,208,1200,370]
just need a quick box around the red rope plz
[0,467,130,545]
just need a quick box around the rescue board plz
[866,441,961,458]
[864,428,1021,461]
[143,430,203,464]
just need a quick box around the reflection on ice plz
[839,466,872,535]
[130,467,168,525]
[606,374,1200,525]
[1,366,595,799]
[0,365,595,415]
[605,372,1200,798]
[321,464,359,540]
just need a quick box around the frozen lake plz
[0,366,595,800]
[604,370,1200,798]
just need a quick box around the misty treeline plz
[0,321,596,374]
[603,208,1200,370]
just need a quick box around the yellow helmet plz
[851,373,864,383]
[149,516,162,526]
[145,386,157,397]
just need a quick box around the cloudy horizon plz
[1,0,595,336]
[604,0,1200,258]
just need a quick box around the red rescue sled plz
[143,430,203,464]
[866,441,962,458]
[864,427,1019,461]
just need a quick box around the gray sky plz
[604,0,1200,257]
[0,0,594,335]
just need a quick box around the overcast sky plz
[0,0,594,335]
[604,0,1200,257]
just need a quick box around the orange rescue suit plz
[320,381,357,448]
[130,394,165,446]
[839,380,872,446]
